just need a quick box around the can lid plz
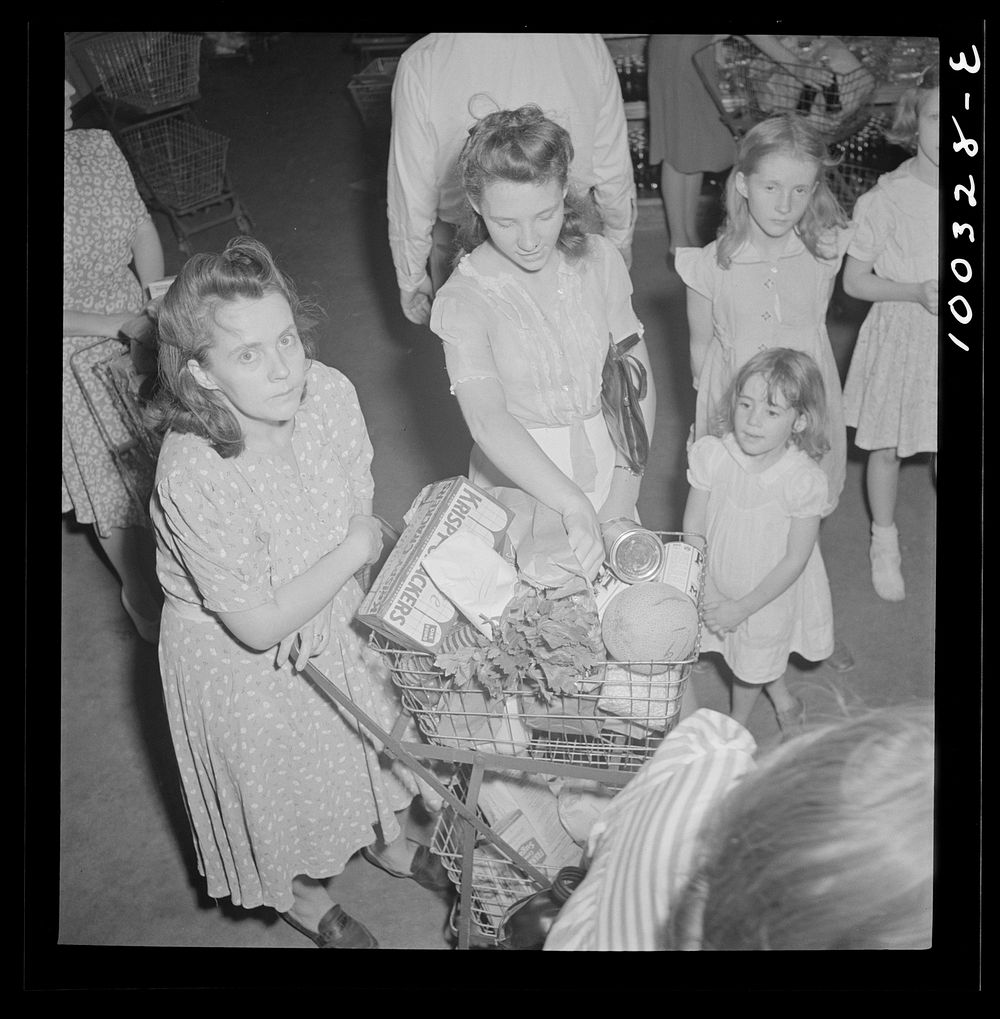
[614,531,663,576]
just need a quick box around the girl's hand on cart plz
[277,604,332,671]
[703,595,747,635]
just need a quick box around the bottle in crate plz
[496,866,587,950]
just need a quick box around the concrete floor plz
[44,32,962,987]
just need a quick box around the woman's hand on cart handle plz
[346,514,385,567]
[277,604,332,671]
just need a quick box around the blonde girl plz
[683,348,834,734]
[842,67,939,601]
[676,113,852,517]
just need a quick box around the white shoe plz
[870,525,905,601]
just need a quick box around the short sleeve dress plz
[63,129,153,535]
[150,362,412,913]
[676,229,852,514]
[687,434,834,684]
[429,234,643,511]
[842,159,939,457]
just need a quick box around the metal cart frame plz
[68,335,161,523]
[299,530,707,949]
[71,32,255,254]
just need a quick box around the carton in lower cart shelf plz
[357,477,514,653]
[478,770,584,873]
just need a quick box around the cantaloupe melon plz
[601,582,699,672]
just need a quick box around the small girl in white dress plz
[842,67,939,602]
[683,348,834,735]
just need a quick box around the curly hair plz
[452,103,601,262]
[713,347,830,462]
[884,65,940,151]
[661,703,934,951]
[716,113,848,269]
[145,237,320,459]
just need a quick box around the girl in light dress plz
[842,67,939,601]
[683,348,834,735]
[676,113,854,672]
[429,104,657,581]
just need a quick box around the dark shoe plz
[361,841,453,893]
[825,638,856,673]
[281,904,378,949]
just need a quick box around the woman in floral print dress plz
[63,80,165,641]
[148,238,437,948]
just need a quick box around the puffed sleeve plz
[312,364,375,507]
[686,434,724,491]
[594,234,644,341]
[847,184,889,263]
[99,130,150,237]
[155,464,275,613]
[784,460,829,518]
[429,288,501,390]
[674,243,720,300]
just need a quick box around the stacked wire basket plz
[75,32,252,250]
[370,530,707,940]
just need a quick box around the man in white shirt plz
[387,33,638,325]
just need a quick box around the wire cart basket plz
[75,32,203,115]
[313,529,707,946]
[347,56,399,134]
[694,35,878,146]
[71,32,255,255]
[68,332,161,522]
[114,110,254,256]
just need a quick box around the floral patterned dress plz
[843,159,939,457]
[63,129,151,535]
[150,362,412,913]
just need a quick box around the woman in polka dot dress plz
[148,238,433,949]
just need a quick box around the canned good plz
[602,519,664,584]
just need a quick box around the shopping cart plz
[68,320,162,523]
[298,529,707,947]
[115,111,254,254]
[74,32,203,117]
[71,32,255,255]
[694,36,878,146]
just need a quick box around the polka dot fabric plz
[63,129,154,535]
[151,362,412,912]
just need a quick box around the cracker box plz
[357,477,513,653]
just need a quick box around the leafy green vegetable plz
[433,582,606,701]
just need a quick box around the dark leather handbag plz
[600,332,649,476]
